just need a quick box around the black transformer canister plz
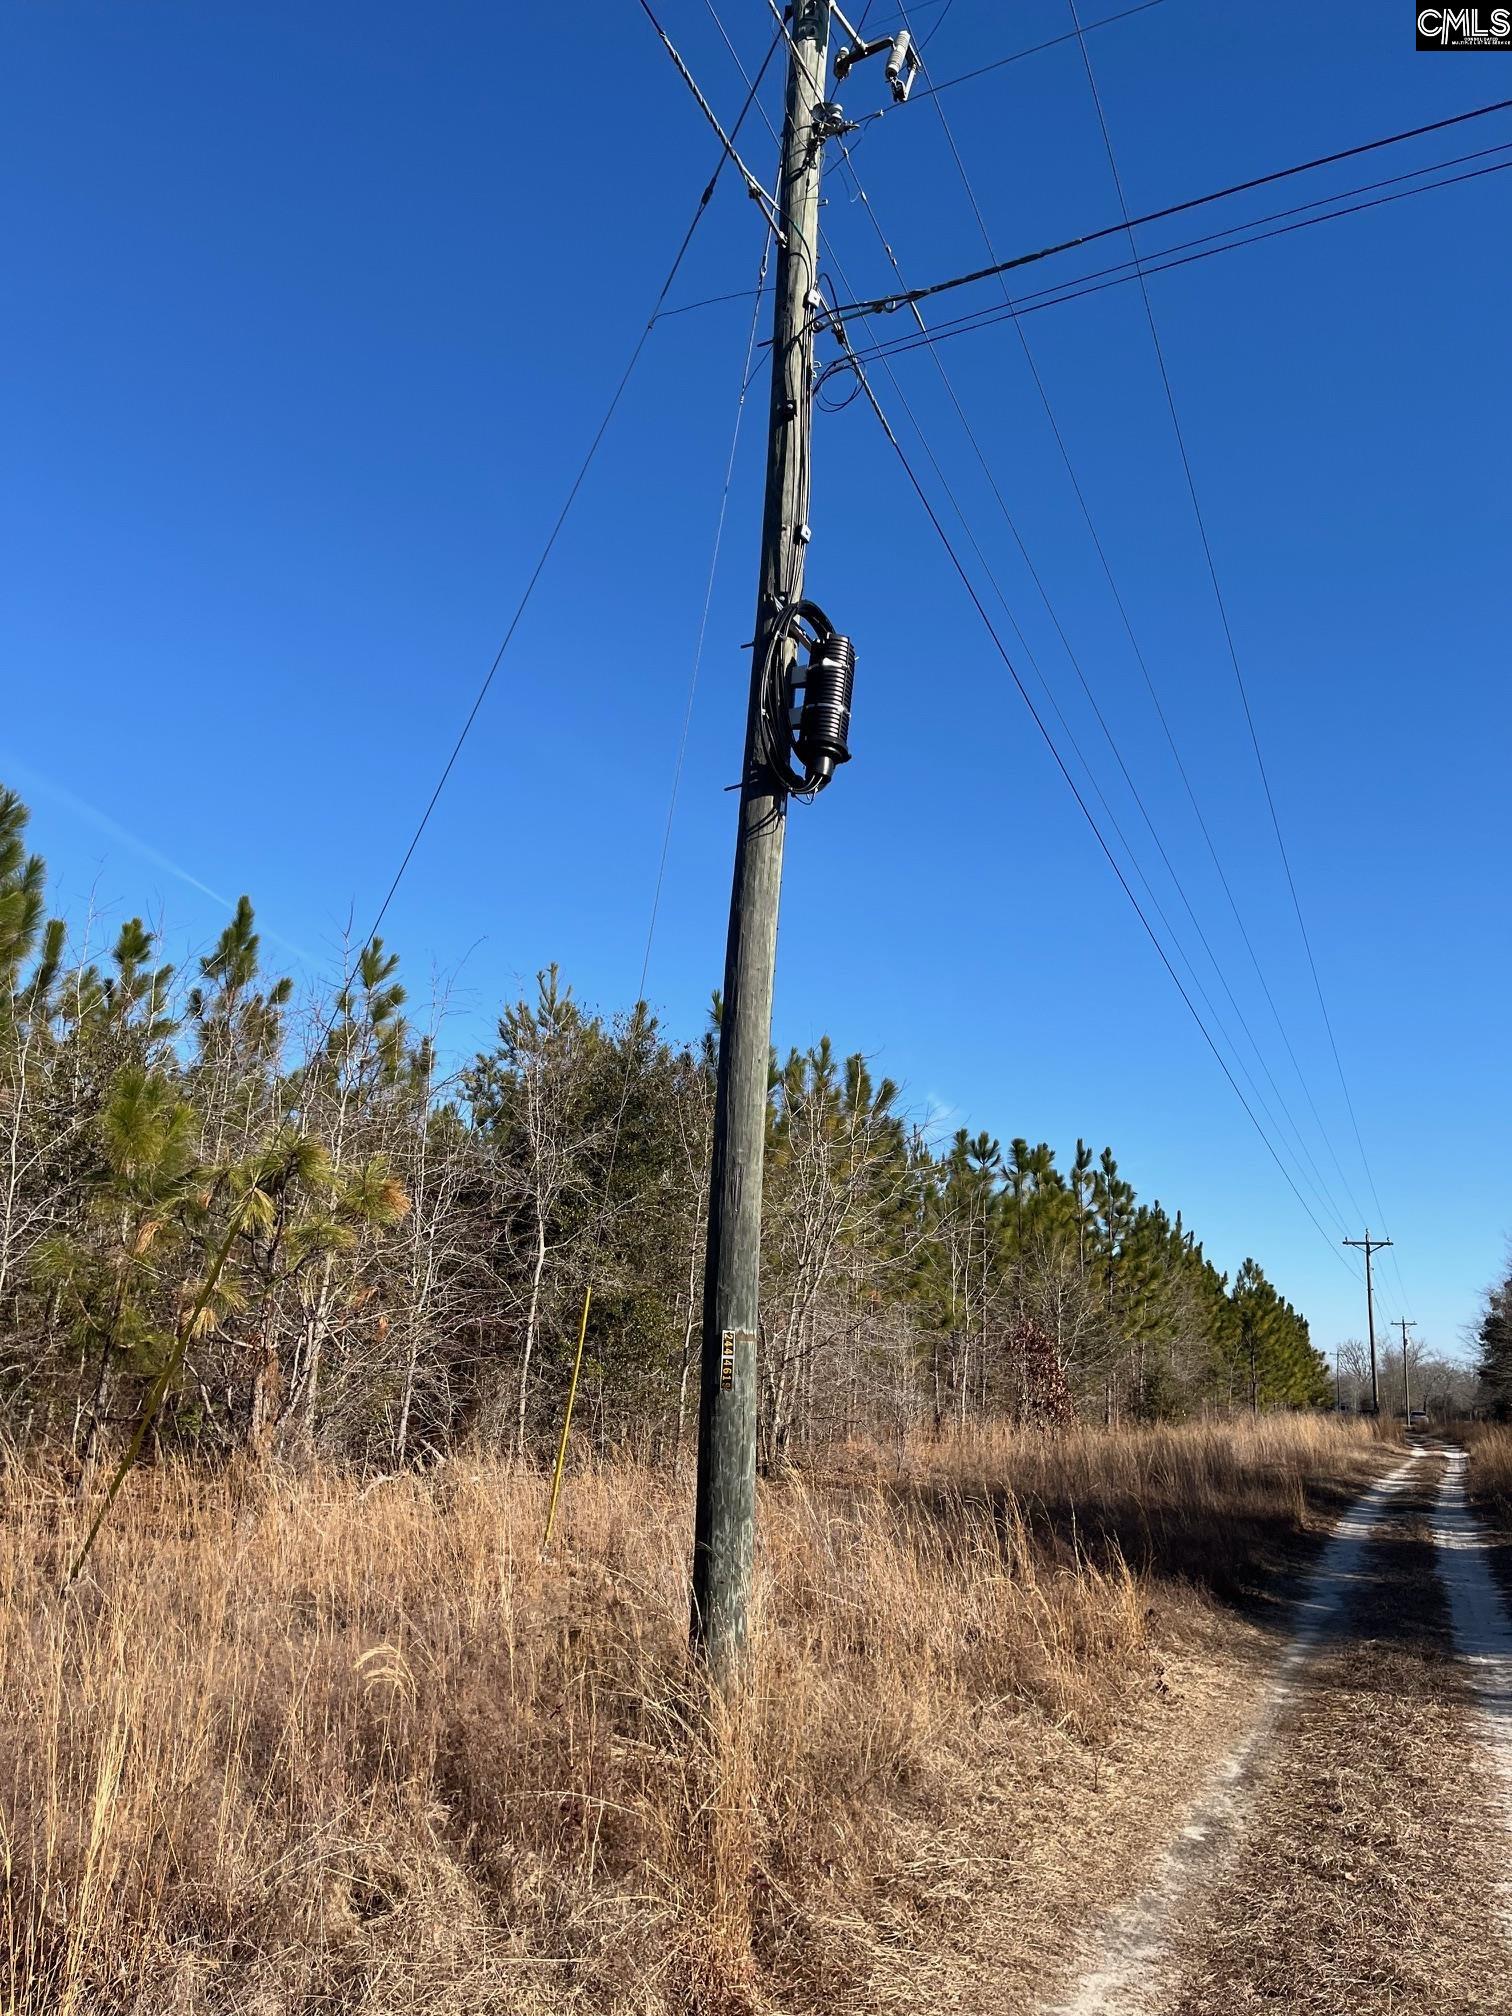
[795,630,854,788]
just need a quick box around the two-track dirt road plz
[1043,1444,1512,2016]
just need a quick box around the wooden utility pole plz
[691,0,832,1674]
[1397,1316,1417,1425]
[1343,1231,1392,1417]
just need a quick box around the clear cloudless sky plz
[2,0,1508,1365]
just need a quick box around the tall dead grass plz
[0,1416,1378,2015]
[1459,1420,1512,1520]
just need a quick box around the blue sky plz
[2,0,1507,1363]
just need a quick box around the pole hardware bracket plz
[830,21,920,102]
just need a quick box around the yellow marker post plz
[542,1284,592,1553]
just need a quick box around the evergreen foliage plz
[1477,1269,1512,1415]
[0,785,1334,1462]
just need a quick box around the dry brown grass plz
[1460,1419,1512,1517]
[0,1416,1379,2015]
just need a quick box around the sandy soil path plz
[1042,1446,1512,2016]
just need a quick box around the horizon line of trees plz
[1333,1335,1477,1420]
[0,783,1339,1468]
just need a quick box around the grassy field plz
[0,1417,1383,2015]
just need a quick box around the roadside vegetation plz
[1457,1419,1512,1522]
[1,1416,1383,2015]
[0,782,1407,2007]
[0,783,1328,1476]
[1,786,1461,2009]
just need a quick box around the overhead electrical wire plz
[889,0,1379,1239]
[342,22,783,971]
[634,234,773,1040]
[590,227,776,1267]
[541,226,776,1544]
[910,9,1426,1320]
[831,96,1512,317]
[911,0,1168,104]
[839,147,1512,366]
[834,333,1366,1281]
[658,122,1512,338]
[634,0,783,235]
[843,316,1360,1252]
[700,5,1369,1274]
[653,280,775,323]
[855,0,959,31]
[675,7,1423,1299]
[829,146,1357,1242]
[915,0,957,54]
[1065,0,1408,1302]
[672,8,1426,1324]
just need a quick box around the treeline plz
[0,786,1330,1466]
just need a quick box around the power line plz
[654,140,1512,332]
[856,0,955,28]
[655,279,776,323]
[911,0,1168,105]
[631,234,772,1022]
[915,0,958,54]
[836,336,1365,1279]
[698,5,1391,1293]
[845,0,1163,127]
[543,229,776,1544]
[832,96,1512,317]
[828,145,1358,1241]
[346,28,783,972]
[634,0,783,235]
[704,0,1367,1269]
[589,229,776,1254]
[890,0,1384,1239]
[840,148,1512,365]
[1066,0,1405,1304]
[663,146,1512,340]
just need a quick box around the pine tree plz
[0,788,46,992]
[0,779,1345,1457]
[39,1063,204,1460]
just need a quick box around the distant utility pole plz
[1334,1344,1342,1415]
[1397,1316,1417,1424]
[690,0,832,1675]
[1343,1230,1393,1417]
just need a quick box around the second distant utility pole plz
[1343,1230,1393,1416]
[1397,1316,1417,1424]
[691,0,832,1676]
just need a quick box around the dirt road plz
[1044,1445,1512,2016]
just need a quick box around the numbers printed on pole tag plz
[719,1331,754,1392]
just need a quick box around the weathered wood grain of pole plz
[690,0,831,1677]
